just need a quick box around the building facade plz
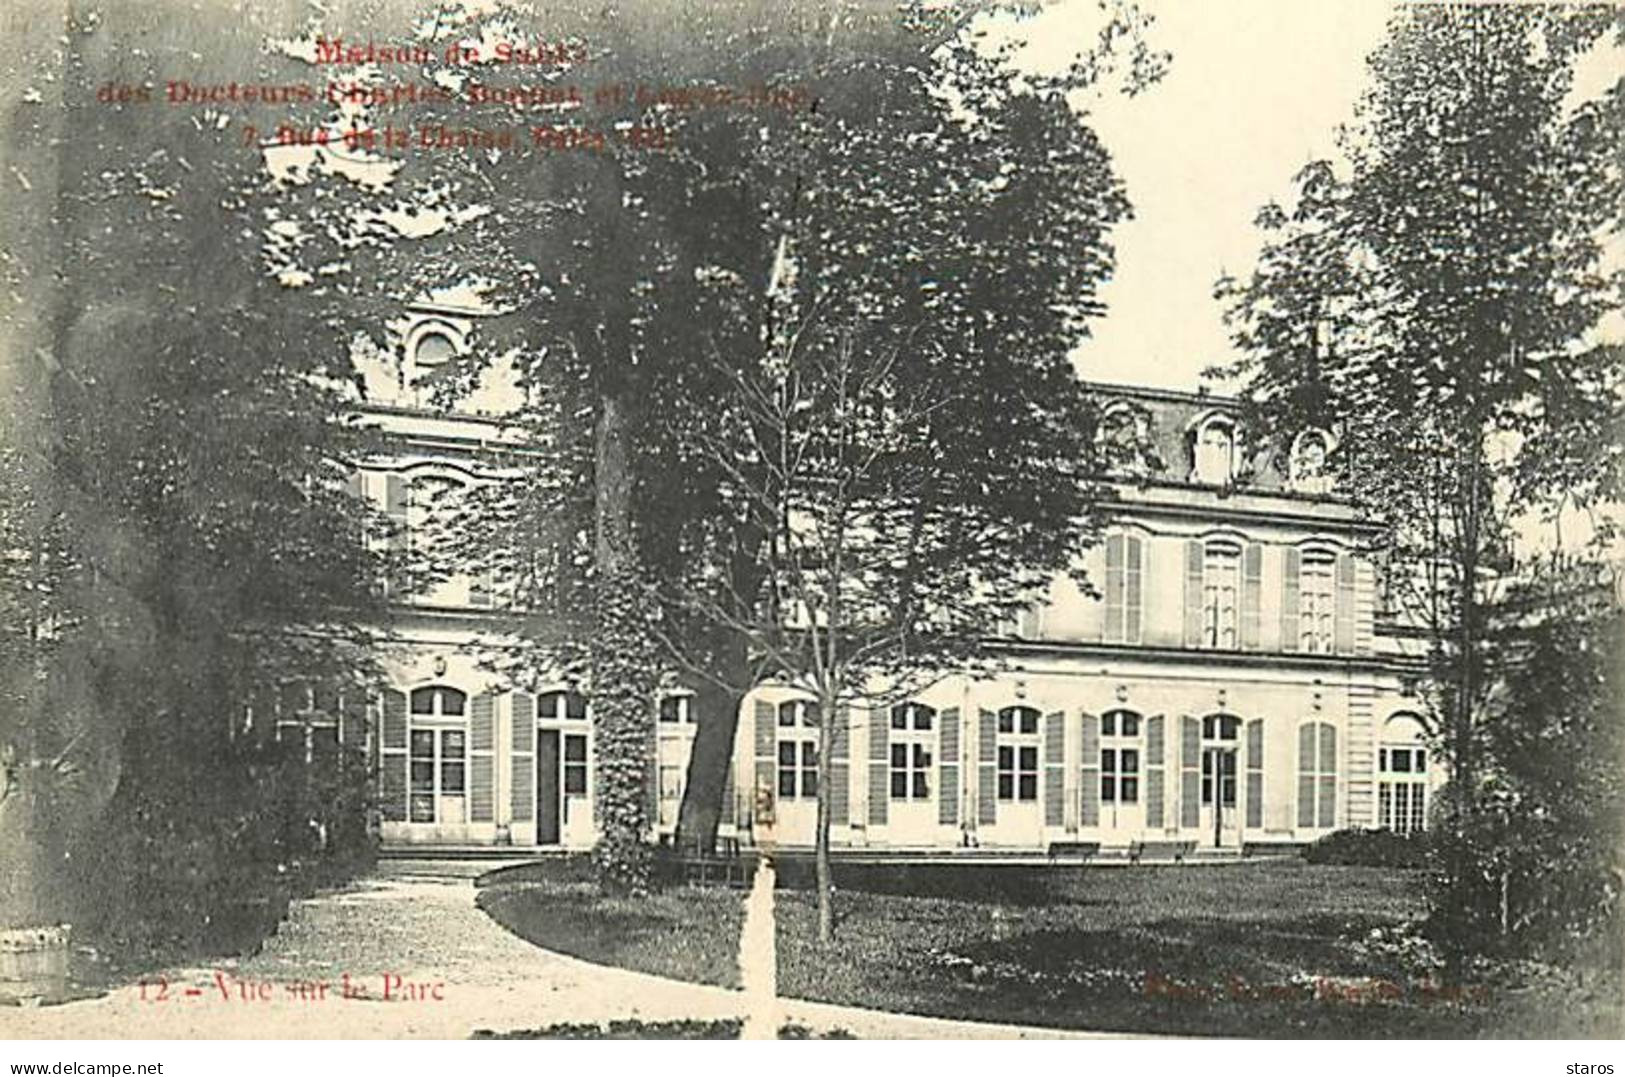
[338,305,1437,854]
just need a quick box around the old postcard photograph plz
[1,0,1621,1054]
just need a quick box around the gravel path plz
[2,860,1114,1039]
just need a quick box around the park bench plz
[1126,839,1196,864]
[1045,840,1101,863]
[679,834,754,888]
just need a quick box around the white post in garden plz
[739,854,779,1040]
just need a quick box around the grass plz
[476,870,745,989]
[774,859,1622,1038]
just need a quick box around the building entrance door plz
[537,729,561,845]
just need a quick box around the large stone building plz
[346,304,1437,855]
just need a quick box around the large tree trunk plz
[589,390,657,894]
[814,691,836,943]
[675,666,746,855]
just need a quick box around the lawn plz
[773,859,1621,1038]
[476,864,745,989]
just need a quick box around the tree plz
[1217,3,1623,967]
[642,5,1161,940]
[1,0,389,966]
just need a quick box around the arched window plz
[1298,547,1337,653]
[1100,709,1141,806]
[775,699,818,800]
[410,685,467,717]
[1201,541,1242,649]
[1297,721,1337,830]
[1192,416,1235,485]
[889,702,936,800]
[406,685,467,823]
[996,705,1040,803]
[1378,713,1428,834]
[412,330,458,369]
[1290,429,1334,493]
[1199,713,1240,810]
[537,689,589,721]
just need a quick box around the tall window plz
[1300,549,1336,653]
[1298,721,1338,829]
[996,705,1040,802]
[1193,418,1235,485]
[1104,533,1145,644]
[1202,543,1241,649]
[1100,709,1141,805]
[1378,746,1427,834]
[406,685,467,824]
[563,732,588,795]
[889,702,934,800]
[776,700,818,800]
[1199,714,1240,807]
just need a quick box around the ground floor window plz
[1378,745,1427,833]
[1200,714,1240,808]
[408,727,465,823]
[890,702,935,800]
[996,705,1040,802]
[563,732,588,795]
[1102,746,1140,804]
[777,739,817,799]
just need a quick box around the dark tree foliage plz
[1215,4,1624,970]
[0,1,387,959]
[1425,564,1624,970]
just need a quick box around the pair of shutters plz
[1180,540,1359,653]
[755,700,850,827]
[970,709,1063,828]
[1280,548,1358,653]
[377,687,497,823]
[867,705,962,827]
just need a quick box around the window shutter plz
[1281,547,1301,653]
[1183,539,1204,647]
[1245,719,1264,829]
[1318,723,1337,828]
[1079,712,1101,828]
[829,706,850,827]
[720,759,736,826]
[1241,543,1263,650]
[753,699,776,825]
[1104,533,1124,642]
[938,706,960,826]
[1044,711,1065,827]
[380,688,408,822]
[977,708,998,826]
[1125,536,1144,643]
[1180,715,1201,829]
[1334,553,1357,654]
[384,474,409,594]
[511,692,535,823]
[470,692,495,822]
[338,688,366,751]
[867,705,889,826]
[1297,723,1316,829]
[1144,714,1165,829]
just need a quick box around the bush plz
[1304,827,1432,868]
[67,714,376,970]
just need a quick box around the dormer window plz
[402,320,466,398]
[1290,429,1334,494]
[1192,416,1235,486]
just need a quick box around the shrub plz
[1304,827,1432,868]
[67,714,375,969]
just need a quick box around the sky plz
[1014,0,1396,391]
